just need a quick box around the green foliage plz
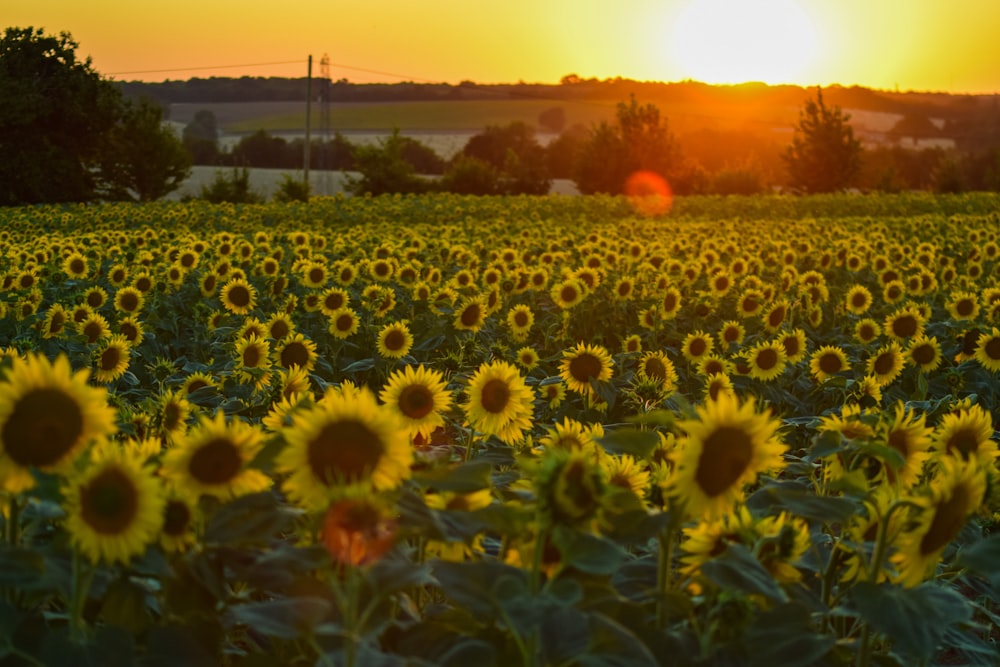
[197,167,263,203]
[453,122,551,195]
[783,88,864,193]
[272,173,310,202]
[573,96,680,195]
[98,96,191,202]
[711,162,766,195]
[182,109,221,165]
[438,155,501,195]
[343,129,430,196]
[0,27,122,205]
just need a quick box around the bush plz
[273,174,310,202]
[198,167,263,203]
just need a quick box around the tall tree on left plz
[0,27,189,205]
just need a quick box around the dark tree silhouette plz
[783,88,863,193]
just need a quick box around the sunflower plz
[182,371,218,397]
[159,490,201,553]
[559,342,614,397]
[376,321,414,360]
[809,345,850,383]
[0,353,117,492]
[237,317,266,341]
[276,387,412,509]
[866,342,905,386]
[679,505,757,579]
[550,278,585,309]
[601,453,651,498]
[745,340,788,382]
[661,286,683,319]
[220,277,257,316]
[62,252,89,279]
[93,335,132,384]
[41,304,69,339]
[541,380,567,409]
[637,350,678,392]
[161,412,270,501]
[622,334,642,354]
[464,360,535,445]
[946,290,980,321]
[681,330,714,364]
[77,313,111,344]
[318,287,350,318]
[379,365,453,441]
[973,326,1000,372]
[506,304,534,340]
[717,320,746,349]
[266,312,296,341]
[537,416,600,454]
[761,299,790,333]
[671,392,787,519]
[274,332,318,372]
[157,389,192,439]
[83,286,108,310]
[880,402,933,488]
[844,284,873,315]
[883,306,924,342]
[704,373,735,402]
[322,497,398,567]
[736,288,765,318]
[63,444,164,565]
[854,318,882,345]
[516,346,540,371]
[117,315,145,345]
[891,458,987,587]
[536,449,606,527]
[453,296,488,332]
[234,335,272,388]
[328,307,360,340]
[113,286,145,315]
[932,404,997,466]
[906,334,942,373]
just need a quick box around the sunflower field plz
[0,192,998,666]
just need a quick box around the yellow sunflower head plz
[464,360,535,445]
[379,364,453,440]
[559,342,614,397]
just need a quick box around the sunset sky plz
[9,0,1000,94]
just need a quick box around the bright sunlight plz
[669,0,817,85]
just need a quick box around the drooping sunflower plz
[276,387,412,510]
[161,412,271,501]
[93,335,132,384]
[891,457,987,587]
[220,277,257,316]
[453,296,488,332]
[906,334,943,373]
[464,360,535,445]
[559,342,614,397]
[376,321,414,360]
[671,392,787,519]
[328,307,360,340]
[932,404,997,466]
[866,342,905,386]
[41,304,70,339]
[379,364,453,441]
[879,402,933,489]
[63,444,164,565]
[745,340,788,382]
[274,332,318,372]
[637,350,678,393]
[0,353,117,492]
[973,326,1000,373]
[809,345,850,383]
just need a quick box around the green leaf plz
[849,581,973,660]
[438,638,497,667]
[433,560,526,619]
[551,525,626,575]
[807,429,843,461]
[368,558,434,601]
[412,459,493,493]
[747,481,861,523]
[597,428,659,458]
[956,533,1000,579]
[342,358,376,373]
[0,546,44,588]
[225,596,331,639]
[100,577,153,635]
[626,409,676,428]
[700,544,788,604]
[745,603,836,667]
[540,606,589,664]
[203,492,300,545]
[579,611,659,667]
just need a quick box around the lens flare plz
[625,170,673,216]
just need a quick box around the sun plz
[669,0,817,85]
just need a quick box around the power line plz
[107,59,303,77]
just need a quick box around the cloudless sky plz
[8,0,1000,93]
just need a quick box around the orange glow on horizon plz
[5,1,1000,94]
[625,171,673,217]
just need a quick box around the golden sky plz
[9,0,1000,93]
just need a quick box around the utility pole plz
[304,55,312,193]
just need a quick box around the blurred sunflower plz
[745,340,787,382]
[932,404,997,466]
[854,318,882,345]
[322,496,398,567]
[41,304,69,339]
[973,326,1000,372]
[883,306,924,342]
[0,353,117,493]
[93,335,132,384]
[113,286,145,315]
[843,284,873,315]
[158,489,201,554]
[809,345,850,383]
[891,457,987,587]
[661,286,682,319]
[866,341,905,386]
[506,304,534,340]
[274,332,318,372]
[63,444,164,565]
[704,372,735,402]
[161,412,270,501]
[464,360,535,445]
[905,334,942,373]
[234,335,272,388]
[637,350,678,393]
[671,392,787,519]
[537,416,599,454]
[946,290,980,321]
[880,403,933,488]
[328,307,360,340]
[761,299,790,333]
[318,287,350,318]
[516,346,540,371]
[550,278,585,309]
[453,296,488,332]
[77,312,111,344]
[276,387,412,509]
[778,329,808,363]
[379,364,453,441]
[559,342,614,397]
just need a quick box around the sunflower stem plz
[69,549,96,643]
[656,512,679,628]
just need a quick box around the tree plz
[783,88,863,193]
[98,96,191,202]
[573,97,679,195]
[344,129,428,196]
[456,122,550,194]
[0,27,122,205]
[183,109,221,164]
